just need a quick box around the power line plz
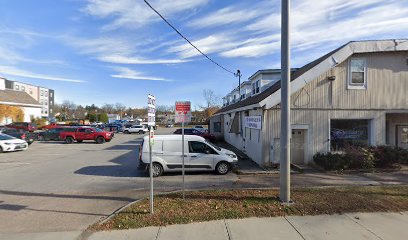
[143,0,236,76]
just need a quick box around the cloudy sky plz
[1,0,407,108]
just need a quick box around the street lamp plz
[235,70,242,101]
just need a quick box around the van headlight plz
[226,153,237,159]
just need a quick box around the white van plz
[139,135,238,177]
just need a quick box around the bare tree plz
[101,103,114,113]
[203,89,221,108]
[115,102,126,119]
[61,100,77,119]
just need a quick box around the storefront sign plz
[244,116,262,129]
[175,101,191,123]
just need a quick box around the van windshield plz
[206,140,221,151]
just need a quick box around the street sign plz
[149,128,154,145]
[175,101,191,123]
[148,94,156,126]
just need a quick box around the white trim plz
[0,101,42,108]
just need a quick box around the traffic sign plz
[175,101,191,123]
[148,94,156,126]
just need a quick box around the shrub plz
[313,152,350,171]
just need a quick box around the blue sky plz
[1,0,408,108]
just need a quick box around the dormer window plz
[256,80,260,93]
[348,58,367,89]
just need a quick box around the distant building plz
[107,114,120,123]
[0,89,42,124]
[0,77,55,118]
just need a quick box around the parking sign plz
[148,94,156,126]
[175,101,191,123]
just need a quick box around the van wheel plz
[65,137,74,144]
[150,163,163,177]
[96,137,105,144]
[215,162,230,175]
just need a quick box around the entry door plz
[397,126,408,150]
[291,130,306,165]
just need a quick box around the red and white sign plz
[175,101,191,123]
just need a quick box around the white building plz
[0,89,42,124]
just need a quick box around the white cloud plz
[0,66,86,83]
[98,55,188,64]
[111,67,170,81]
[188,6,261,28]
[83,0,209,30]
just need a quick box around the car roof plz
[143,134,204,142]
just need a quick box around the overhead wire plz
[143,0,237,76]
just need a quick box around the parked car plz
[41,123,59,130]
[6,122,37,132]
[173,128,216,142]
[59,127,113,144]
[38,127,76,141]
[0,127,34,145]
[0,133,28,152]
[106,123,123,133]
[139,135,237,177]
[193,125,208,132]
[165,123,174,128]
[123,125,148,134]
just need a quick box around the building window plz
[21,86,25,91]
[213,122,221,132]
[256,80,260,93]
[50,92,53,98]
[15,85,19,90]
[330,119,369,151]
[41,90,44,96]
[45,91,48,97]
[348,58,367,89]
[252,83,256,94]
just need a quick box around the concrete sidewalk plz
[83,211,408,240]
[1,211,406,239]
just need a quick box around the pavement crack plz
[224,219,233,240]
[345,214,384,240]
[155,226,162,240]
[284,216,306,240]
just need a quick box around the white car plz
[140,135,238,177]
[193,125,208,133]
[123,125,148,134]
[0,134,28,153]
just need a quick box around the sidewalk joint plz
[223,219,233,240]
[155,226,162,240]
[284,216,306,240]
[345,214,384,240]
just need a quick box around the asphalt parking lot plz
[0,127,239,234]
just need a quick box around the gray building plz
[210,40,408,167]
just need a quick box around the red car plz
[59,127,113,144]
[173,128,216,142]
[6,122,37,132]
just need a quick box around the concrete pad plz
[158,220,228,240]
[346,212,408,240]
[0,231,82,240]
[87,227,159,240]
[226,217,303,240]
[287,214,379,240]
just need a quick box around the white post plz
[182,119,185,200]
[280,0,291,203]
[149,127,154,214]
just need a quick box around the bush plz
[314,146,408,171]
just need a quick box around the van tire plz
[150,162,163,177]
[215,162,230,175]
[65,137,74,144]
[96,137,105,144]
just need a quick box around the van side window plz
[188,141,216,154]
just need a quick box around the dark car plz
[38,127,76,141]
[106,123,123,133]
[6,122,37,132]
[173,128,216,142]
[0,127,34,145]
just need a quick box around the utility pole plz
[280,0,291,204]
[235,70,242,101]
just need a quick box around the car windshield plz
[0,134,16,140]
[94,128,103,132]
[206,140,221,151]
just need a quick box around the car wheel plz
[215,162,230,175]
[0,146,3,153]
[65,137,74,144]
[96,137,105,144]
[138,130,144,134]
[150,162,163,177]
[77,140,83,143]
[124,130,129,134]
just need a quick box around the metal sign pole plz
[149,127,154,214]
[182,118,185,200]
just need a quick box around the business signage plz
[147,94,156,126]
[175,101,191,123]
[244,116,262,130]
